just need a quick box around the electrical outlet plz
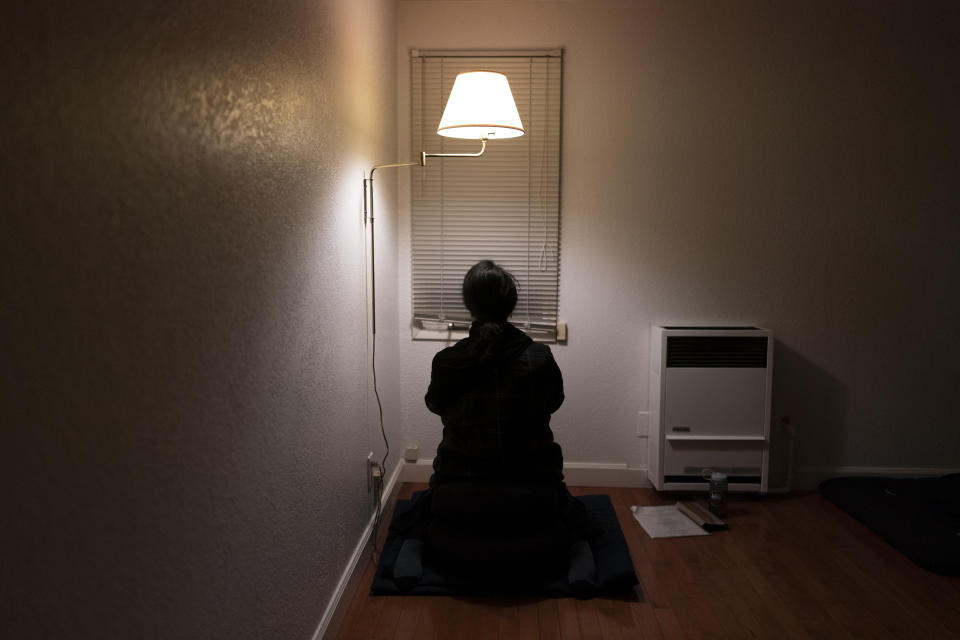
[637,411,650,437]
[366,451,374,492]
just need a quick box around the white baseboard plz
[794,465,960,490]
[404,461,959,492]
[399,459,434,482]
[312,457,403,640]
[562,462,651,487]
[401,459,650,488]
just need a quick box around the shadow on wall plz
[771,340,847,482]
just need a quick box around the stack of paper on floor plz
[630,502,728,539]
[630,504,709,538]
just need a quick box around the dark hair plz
[462,260,518,322]
[462,261,518,358]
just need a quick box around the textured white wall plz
[395,0,960,478]
[2,0,399,637]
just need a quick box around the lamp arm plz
[421,138,487,164]
[362,137,487,335]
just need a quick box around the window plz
[410,49,563,341]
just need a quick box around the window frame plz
[409,48,564,343]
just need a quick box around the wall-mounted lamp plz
[436,70,525,141]
[362,70,524,334]
[362,70,523,514]
[362,70,523,501]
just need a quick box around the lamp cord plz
[364,173,390,563]
[364,173,391,472]
[362,143,487,562]
[371,313,388,562]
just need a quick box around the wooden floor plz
[336,483,960,639]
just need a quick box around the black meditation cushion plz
[819,474,960,576]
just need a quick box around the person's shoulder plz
[525,341,552,355]
[527,341,553,354]
[431,338,473,366]
[523,341,558,364]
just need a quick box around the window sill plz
[411,325,469,342]
[410,322,565,344]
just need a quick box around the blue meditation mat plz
[371,494,639,596]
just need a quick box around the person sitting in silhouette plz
[391,260,599,595]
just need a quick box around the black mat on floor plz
[819,473,960,576]
[371,494,639,596]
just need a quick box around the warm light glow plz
[436,71,525,140]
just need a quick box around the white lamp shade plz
[436,71,525,140]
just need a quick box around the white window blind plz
[411,50,562,341]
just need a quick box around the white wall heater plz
[648,326,774,493]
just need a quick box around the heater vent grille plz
[666,336,768,368]
[665,474,762,485]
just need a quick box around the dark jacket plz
[389,321,597,548]
[425,321,565,485]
